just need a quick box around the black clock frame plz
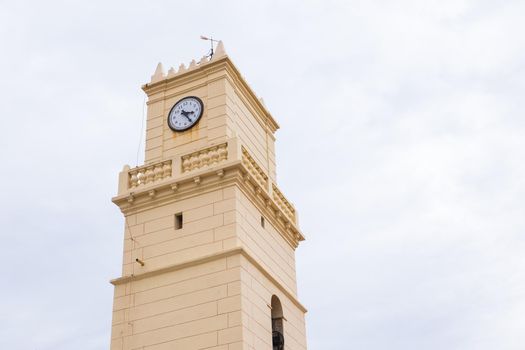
[167,96,204,132]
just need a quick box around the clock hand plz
[181,110,192,122]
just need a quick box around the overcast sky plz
[1,1,524,349]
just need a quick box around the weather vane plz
[200,35,220,59]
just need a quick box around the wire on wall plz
[136,95,147,167]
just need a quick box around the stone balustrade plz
[242,147,268,190]
[122,142,297,228]
[181,143,228,173]
[128,160,172,188]
[272,184,296,223]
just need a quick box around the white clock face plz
[167,96,204,131]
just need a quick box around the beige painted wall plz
[144,78,231,165]
[110,51,306,349]
[120,186,237,276]
[224,79,277,182]
[111,255,244,350]
[236,188,298,294]
[239,254,307,350]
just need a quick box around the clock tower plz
[109,42,307,350]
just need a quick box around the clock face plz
[167,96,204,132]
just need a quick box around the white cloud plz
[0,0,523,349]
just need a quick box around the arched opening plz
[271,295,284,350]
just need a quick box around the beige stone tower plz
[110,42,307,350]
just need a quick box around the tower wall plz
[144,77,231,165]
[143,61,277,183]
[224,78,277,182]
[120,186,238,276]
[111,255,244,349]
[110,47,306,350]
[239,254,308,350]
[236,187,298,294]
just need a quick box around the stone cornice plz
[112,160,305,249]
[110,246,307,314]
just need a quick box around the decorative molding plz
[109,246,307,314]
[241,147,268,190]
[114,162,243,215]
[111,247,244,285]
[128,160,172,189]
[113,160,305,249]
[181,143,228,173]
[272,184,296,223]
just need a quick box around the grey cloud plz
[0,1,524,349]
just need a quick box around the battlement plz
[142,41,277,133]
[149,41,227,83]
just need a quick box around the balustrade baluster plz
[162,162,171,178]
[209,147,219,165]
[198,151,207,167]
[190,153,200,170]
[154,165,162,181]
[201,150,211,167]
[137,171,144,186]
[218,145,227,161]
[182,156,191,172]
[145,167,154,184]
[130,171,138,188]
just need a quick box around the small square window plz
[175,213,183,230]
[261,216,265,228]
